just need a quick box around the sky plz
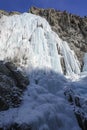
[0,0,87,16]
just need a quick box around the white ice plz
[82,53,87,72]
[0,13,83,130]
[0,13,80,75]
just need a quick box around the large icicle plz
[56,36,80,75]
[82,53,87,72]
[0,13,80,75]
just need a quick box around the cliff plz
[29,7,87,69]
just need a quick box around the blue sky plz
[0,0,87,16]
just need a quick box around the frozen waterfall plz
[0,13,80,76]
[0,13,82,130]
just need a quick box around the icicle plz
[0,13,80,76]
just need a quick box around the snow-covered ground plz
[0,71,81,130]
[0,13,87,130]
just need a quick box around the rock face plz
[0,10,21,18]
[29,7,87,69]
[0,61,29,111]
[64,87,87,130]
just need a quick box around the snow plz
[0,13,84,129]
[0,72,81,130]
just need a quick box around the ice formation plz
[0,13,82,130]
[0,13,80,75]
[0,73,81,130]
[82,53,87,72]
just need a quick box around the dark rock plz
[60,57,66,75]
[0,127,3,130]
[75,96,81,107]
[0,61,29,111]
[0,74,22,110]
[0,61,11,76]
[5,62,29,89]
[75,111,87,130]
[0,97,9,111]
[64,87,87,130]
[7,123,32,130]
